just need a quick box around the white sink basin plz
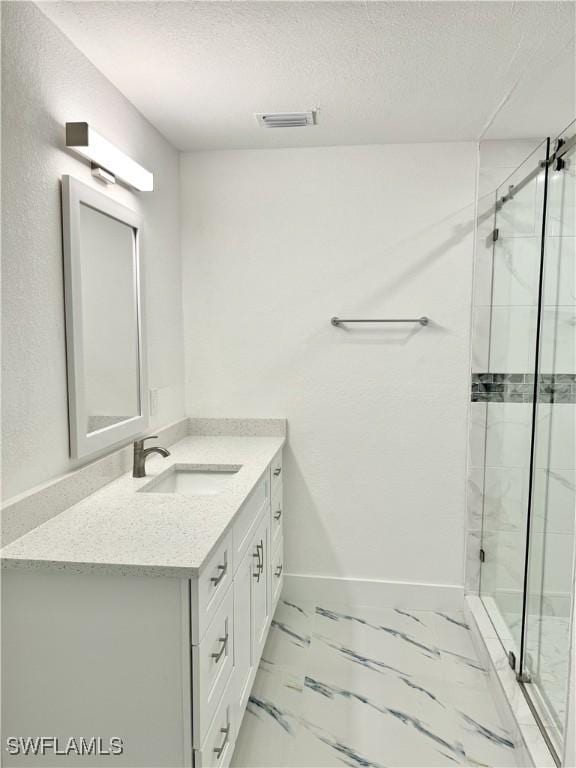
[139,465,241,497]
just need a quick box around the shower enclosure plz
[478,122,575,762]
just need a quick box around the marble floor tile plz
[231,663,304,767]
[260,598,315,680]
[299,671,466,767]
[231,597,519,768]
[448,684,517,768]
[425,611,477,656]
[438,648,490,690]
[313,603,445,680]
[288,720,390,768]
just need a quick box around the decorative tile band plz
[471,373,576,403]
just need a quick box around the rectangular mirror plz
[61,175,148,459]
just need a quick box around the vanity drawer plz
[271,536,284,609]
[270,482,283,550]
[270,450,283,494]
[194,675,236,768]
[192,584,234,748]
[232,473,269,574]
[192,530,233,644]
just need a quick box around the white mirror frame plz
[61,175,149,459]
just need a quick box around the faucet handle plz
[134,435,158,448]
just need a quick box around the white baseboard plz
[282,573,464,611]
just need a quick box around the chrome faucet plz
[133,436,171,478]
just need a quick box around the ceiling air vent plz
[256,110,317,128]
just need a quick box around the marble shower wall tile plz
[466,467,483,531]
[479,529,526,595]
[486,235,575,309]
[491,236,540,306]
[472,373,576,404]
[542,234,576,306]
[486,307,538,372]
[479,307,575,375]
[481,466,528,532]
[484,402,533,468]
[471,306,491,373]
[535,403,576,470]
[468,402,487,469]
[539,309,576,374]
[472,187,497,308]
[532,468,576,534]
[497,170,544,238]
[527,528,576,598]
[547,176,576,238]
[464,530,481,594]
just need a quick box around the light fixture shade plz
[65,122,154,192]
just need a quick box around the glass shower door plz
[479,141,550,658]
[522,125,576,758]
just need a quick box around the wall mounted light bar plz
[65,122,154,192]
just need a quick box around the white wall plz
[181,144,477,586]
[1,2,185,500]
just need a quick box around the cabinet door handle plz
[257,540,264,574]
[213,725,230,758]
[273,467,282,477]
[211,633,228,663]
[275,564,283,578]
[210,557,228,587]
[274,508,282,520]
[252,547,261,581]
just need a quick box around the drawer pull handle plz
[253,541,264,580]
[274,508,282,520]
[275,564,283,578]
[211,633,228,663]
[213,725,230,758]
[210,558,228,587]
[253,547,261,581]
[273,467,282,477]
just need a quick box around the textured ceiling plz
[37,1,575,151]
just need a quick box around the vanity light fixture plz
[90,164,116,185]
[65,122,154,192]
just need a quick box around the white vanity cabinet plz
[1,449,284,768]
[269,450,284,612]
[233,512,270,725]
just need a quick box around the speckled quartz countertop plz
[0,434,284,578]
